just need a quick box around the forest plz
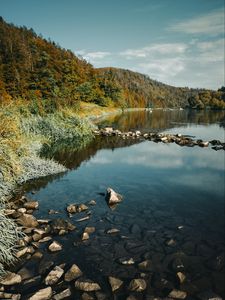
[0,17,224,113]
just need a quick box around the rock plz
[84,227,95,234]
[166,239,176,246]
[75,279,101,291]
[78,204,89,212]
[48,241,62,252]
[50,218,76,234]
[128,279,147,292]
[45,266,64,285]
[17,214,38,228]
[17,267,33,281]
[17,208,26,213]
[28,287,52,300]
[198,141,209,147]
[37,219,50,224]
[77,216,90,222]
[107,228,120,234]
[64,264,83,282]
[16,247,29,258]
[53,288,71,300]
[119,257,135,265]
[88,200,96,206]
[4,209,16,216]
[168,289,187,299]
[81,232,90,241]
[108,276,123,292]
[177,272,186,283]
[104,127,113,133]
[32,251,43,260]
[48,209,59,215]
[38,259,54,275]
[33,233,43,242]
[138,260,151,270]
[126,296,138,300]
[24,201,39,210]
[82,293,95,300]
[0,272,22,285]
[106,188,123,205]
[39,236,52,243]
[0,292,21,299]
[67,204,77,213]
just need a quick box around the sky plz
[0,0,224,89]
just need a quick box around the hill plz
[0,16,224,111]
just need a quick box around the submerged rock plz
[49,218,76,234]
[108,276,123,292]
[28,287,52,300]
[75,279,101,291]
[128,278,147,292]
[81,293,95,300]
[64,264,83,282]
[53,288,71,300]
[168,289,187,299]
[106,188,123,205]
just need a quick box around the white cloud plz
[169,9,224,35]
[120,43,188,59]
[84,51,111,59]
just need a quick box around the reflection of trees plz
[98,110,225,132]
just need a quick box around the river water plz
[14,109,225,299]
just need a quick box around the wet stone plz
[128,278,147,292]
[177,272,186,284]
[48,240,62,252]
[24,201,39,210]
[138,260,151,271]
[118,257,135,265]
[28,287,52,300]
[53,288,72,300]
[75,279,101,292]
[64,264,83,281]
[38,259,54,275]
[0,292,21,299]
[168,289,187,299]
[108,276,123,292]
[0,272,22,285]
[45,266,64,285]
[81,292,95,300]
[17,214,39,228]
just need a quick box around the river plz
[11,109,225,299]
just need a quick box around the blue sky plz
[1,0,224,89]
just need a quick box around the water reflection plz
[15,110,224,299]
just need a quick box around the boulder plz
[106,188,123,205]
[45,266,64,285]
[64,264,83,281]
[108,276,123,292]
[28,287,52,300]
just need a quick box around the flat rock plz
[108,276,123,292]
[128,279,147,292]
[75,279,101,291]
[53,288,71,300]
[64,264,83,282]
[0,272,22,285]
[45,266,64,285]
[48,241,62,252]
[28,287,52,300]
[17,214,38,228]
[168,289,187,299]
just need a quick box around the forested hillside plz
[0,17,224,110]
